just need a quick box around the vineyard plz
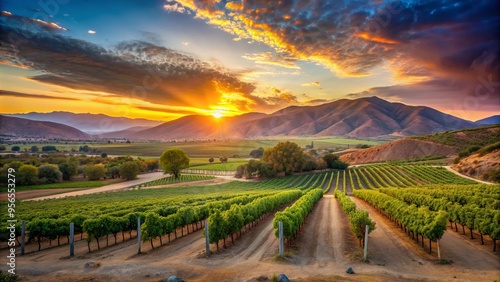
[129,174,215,189]
[1,164,499,281]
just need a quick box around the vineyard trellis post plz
[137,217,141,254]
[69,222,74,256]
[205,219,210,257]
[363,225,369,261]
[21,220,25,255]
[279,221,284,257]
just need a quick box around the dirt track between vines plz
[8,190,500,281]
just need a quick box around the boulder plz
[167,276,184,282]
[277,273,290,282]
[346,267,355,274]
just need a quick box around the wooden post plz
[363,225,369,262]
[69,222,75,256]
[21,220,25,255]
[279,221,284,257]
[137,217,141,254]
[205,219,210,257]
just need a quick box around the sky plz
[0,0,498,122]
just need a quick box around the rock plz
[167,276,185,282]
[84,261,95,269]
[346,267,355,274]
[276,273,290,282]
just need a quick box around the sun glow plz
[212,110,223,118]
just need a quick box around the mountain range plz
[1,97,497,140]
[5,111,162,134]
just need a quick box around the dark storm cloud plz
[176,0,499,81]
[0,20,258,111]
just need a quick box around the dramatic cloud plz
[1,11,67,32]
[0,21,262,112]
[0,89,80,101]
[171,0,499,85]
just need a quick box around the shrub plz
[38,164,63,183]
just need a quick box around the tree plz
[59,157,79,180]
[30,145,39,152]
[119,161,140,180]
[159,148,189,179]
[84,164,106,180]
[101,152,108,158]
[0,145,5,151]
[249,147,264,158]
[107,165,121,178]
[18,165,39,185]
[38,164,63,183]
[322,153,348,169]
[262,141,305,176]
[41,145,57,152]
[11,146,20,152]
[219,156,228,163]
[209,157,214,163]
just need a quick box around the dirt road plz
[25,172,166,201]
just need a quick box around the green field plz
[3,136,392,158]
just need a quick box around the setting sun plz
[212,111,223,118]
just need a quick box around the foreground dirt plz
[5,191,499,282]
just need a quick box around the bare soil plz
[6,191,499,282]
[340,138,457,164]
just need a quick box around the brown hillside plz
[452,150,500,182]
[340,138,457,164]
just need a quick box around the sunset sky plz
[0,0,498,122]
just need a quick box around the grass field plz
[3,136,393,158]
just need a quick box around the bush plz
[18,165,39,185]
[120,161,140,180]
[41,145,57,152]
[84,164,106,180]
[482,168,500,183]
[38,164,63,183]
[11,146,20,152]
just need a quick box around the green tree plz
[119,161,140,180]
[11,146,20,152]
[18,164,39,185]
[249,147,264,158]
[59,157,79,180]
[262,141,305,176]
[38,164,62,183]
[84,164,106,180]
[30,145,39,152]
[0,145,5,151]
[159,148,190,179]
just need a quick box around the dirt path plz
[443,166,494,184]
[25,172,166,201]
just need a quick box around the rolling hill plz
[0,115,91,139]
[340,125,500,165]
[125,96,476,140]
[5,111,162,134]
[475,115,500,125]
